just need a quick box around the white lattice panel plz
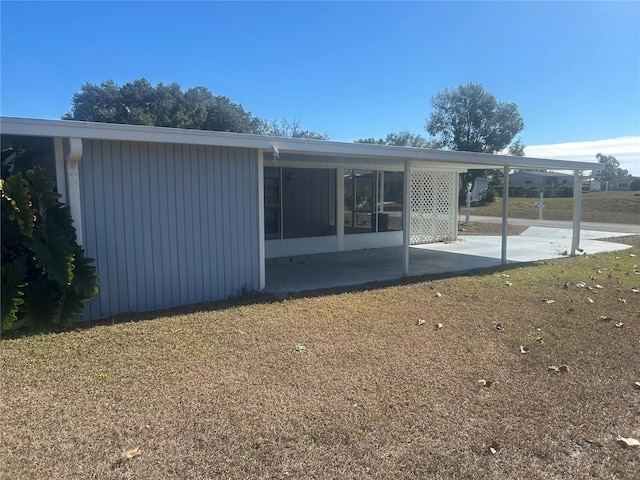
[410,171,457,245]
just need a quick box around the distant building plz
[509,171,573,187]
[608,176,639,191]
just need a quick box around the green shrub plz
[559,184,574,197]
[482,189,496,203]
[630,179,640,191]
[1,156,98,331]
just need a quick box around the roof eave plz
[0,116,600,171]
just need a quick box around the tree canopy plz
[63,79,328,139]
[355,131,437,148]
[426,83,524,155]
[595,153,630,181]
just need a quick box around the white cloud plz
[525,137,640,176]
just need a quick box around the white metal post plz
[402,160,411,276]
[257,149,266,289]
[336,167,345,251]
[501,165,510,265]
[539,192,544,221]
[571,170,582,256]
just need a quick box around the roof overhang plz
[1,116,600,172]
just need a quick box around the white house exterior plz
[1,117,599,321]
[608,176,639,191]
[509,170,574,187]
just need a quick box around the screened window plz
[344,170,403,234]
[264,167,336,239]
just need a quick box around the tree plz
[355,131,438,148]
[426,83,524,154]
[63,79,259,133]
[426,83,525,189]
[595,153,630,182]
[266,119,329,140]
[63,78,329,139]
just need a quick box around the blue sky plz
[1,1,639,174]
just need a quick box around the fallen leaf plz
[615,322,624,328]
[478,379,493,387]
[631,288,639,294]
[630,253,637,257]
[562,282,569,289]
[544,299,556,304]
[502,274,510,278]
[495,323,504,331]
[616,436,640,448]
[633,381,640,389]
[121,447,142,460]
[435,323,444,330]
[548,365,560,373]
[558,364,569,373]
[416,319,426,326]
[587,297,594,304]
[435,292,442,298]
[595,284,603,289]
[599,315,612,321]
[487,440,501,455]
[576,282,587,288]
[536,337,544,344]
[505,281,513,286]
[292,344,307,353]
[618,298,627,304]
[520,345,530,354]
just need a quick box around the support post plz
[501,165,510,265]
[258,149,266,289]
[538,192,544,221]
[571,170,582,256]
[65,138,83,246]
[402,160,411,276]
[336,167,345,251]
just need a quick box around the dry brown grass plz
[2,249,640,479]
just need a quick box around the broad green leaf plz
[1,173,36,236]
[1,256,27,330]
[23,225,74,286]
[70,247,99,298]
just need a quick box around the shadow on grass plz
[6,233,639,340]
[2,258,553,340]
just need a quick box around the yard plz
[2,248,639,479]
[462,191,640,225]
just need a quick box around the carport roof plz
[1,116,599,172]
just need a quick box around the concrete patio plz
[264,226,634,294]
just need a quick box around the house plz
[1,117,598,321]
[608,176,639,191]
[509,170,574,187]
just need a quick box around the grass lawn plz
[462,191,640,225]
[2,248,640,479]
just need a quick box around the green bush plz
[559,184,574,197]
[1,155,98,331]
[482,189,496,203]
[630,179,640,191]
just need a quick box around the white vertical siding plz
[79,139,260,320]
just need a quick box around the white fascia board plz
[1,116,600,172]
